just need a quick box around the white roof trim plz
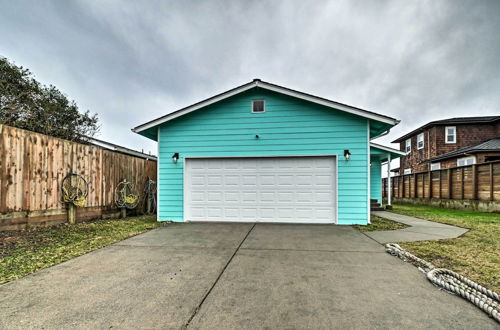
[370,142,406,156]
[133,80,399,133]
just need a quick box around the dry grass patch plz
[0,215,162,284]
[390,204,499,292]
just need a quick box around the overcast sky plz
[1,0,499,156]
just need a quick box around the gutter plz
[426,150,492,163]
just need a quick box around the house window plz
[404,168,412,175]
[445,126,456,144]
[457,156,475,167]
[430,162,441,171]
[252,99,265,113]
[405,139,411,154]
[417,133,424,150]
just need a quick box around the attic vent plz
[252,100,265,113]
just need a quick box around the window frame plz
[430,162,441,171]
[405,139,411,154]
[457,156,475,167]
[417,133,424,150]
[445,126,456,144]
[251,99,266,113]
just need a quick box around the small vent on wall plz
[252,100,265,113]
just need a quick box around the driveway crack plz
[182,223,256,329]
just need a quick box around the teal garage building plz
[133,80,404,225]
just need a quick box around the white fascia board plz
[258,81,399,125]
[133,80,399,133]
[370,142,406,156]
[133,82,256,133]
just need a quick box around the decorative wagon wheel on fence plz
[115,179,139,217]
[61,173,88,207]
[61,173,88,224]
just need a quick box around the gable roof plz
[392,116,500,143]
[427,138,500,162]
[133,79,400,140]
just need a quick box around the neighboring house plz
[133,79,403,225]
[427,138,500,168]
[392,116,500,174]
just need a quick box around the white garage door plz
[184,156,336,223]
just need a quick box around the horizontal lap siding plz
[158,89,369,224]
[370,160,382,203]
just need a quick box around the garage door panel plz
[190,207,205,218]
[224,175,239,185]
[259,192,276,203]
[242,175,257,186]
[296,191,314,202]
[206,207,223,218]
[224,208,239,218]
[207,191,222,202]
[259,208,276,220]
[224,192,240,202]
[241,208,258,220]
[185,157,336,223]
[191,192,205,202]
[191,175,206,186]
[260,175,275,186]
[277,192,294,202]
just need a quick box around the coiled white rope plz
[385,243,499,323]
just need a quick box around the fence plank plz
[471,164,477,200]
[490,163,494,201]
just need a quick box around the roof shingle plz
[428,138,500,162]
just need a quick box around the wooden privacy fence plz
[382,161,500,207]
[0,124,157,230]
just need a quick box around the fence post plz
[471,164,478,200]
[490,163,494,201]
[68,204,76,224]
[447,168,452,199]
[461,168,465,200]
[392,176,395,199]
[438,170,442,199]
[428,171,432,199]
[413,173,417,198]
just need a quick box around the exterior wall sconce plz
[344,149,351,161]
[172,152,179,164]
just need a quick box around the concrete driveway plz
[0,223,496,329]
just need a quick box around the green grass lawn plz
[354,215,409,232]
[388,204,500,292]
[0,215,162,284]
